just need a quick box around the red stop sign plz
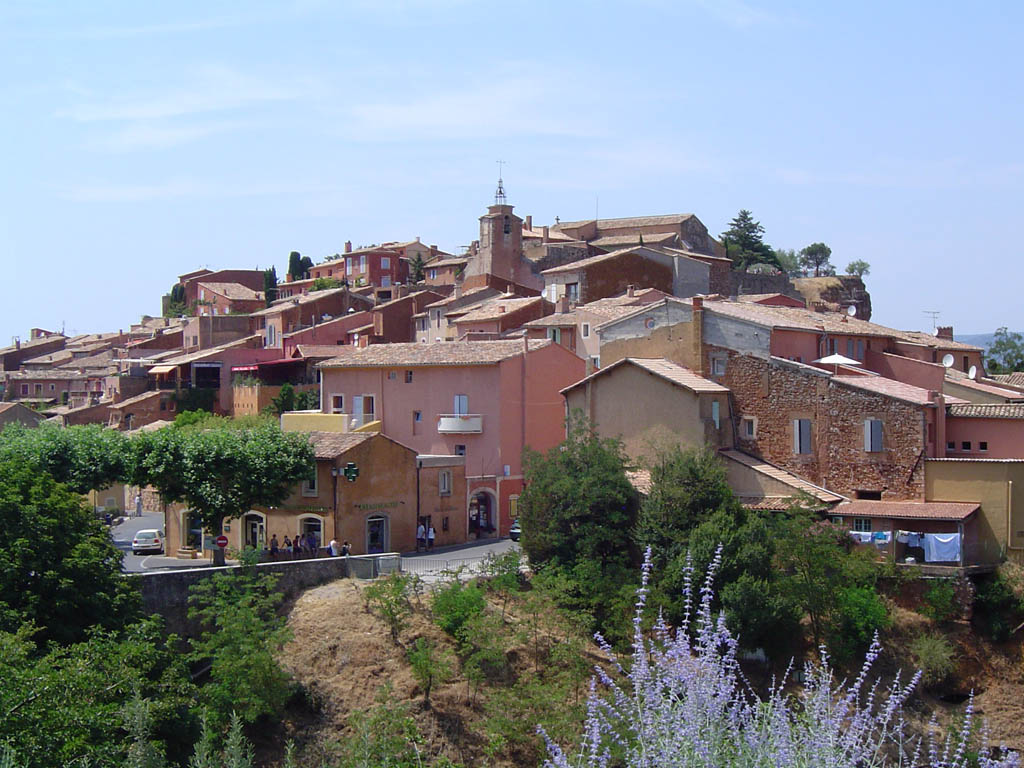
[215,535,228,548]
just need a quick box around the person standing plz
[284,535,292,555]
[134,493,142,518]
[340,540,351,556]
[416,521,426,552]
[269,534,279,556]
[427,524,436,551]
[329,537,340,556]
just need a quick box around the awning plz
[231,365,259,372]
[257,358,303,367]
[148,364,176,375]
[831,500,979,521]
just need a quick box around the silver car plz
[132,529,164,555]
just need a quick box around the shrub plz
[431,579,486,637]
[542,548,1015,768]
[973,573,1022,642]
[828,585,891,662]
[364,571,415,643]
[910,632,957,686]
[922,579,957,623]
[407,637,453,706]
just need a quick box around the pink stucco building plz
[318,339,586,537]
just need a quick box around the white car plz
[132,529,164,555]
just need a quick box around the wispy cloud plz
[58,65,304,123]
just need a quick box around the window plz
[454,444,466,456]
[864,419,883,452]
[947,440,956,451]
[566,283,579,302]
[428,269,437,280]
[434,310,442,329]
[548,327,562,343]
[48,383,54,392]
[847,339,855,358]
[405,370,413,383]
[793,418,812,455]
[711,356,727,377]
[963,356,969,372]
[830,516,844,525]
[856,489,882,500]
[301,469,318,497]
[453,394,469,415]
[741,417,757,439]
[503,215,511,235]
[439,470,452,496]
[160,400,166,411]
[547,284,557,302]
[582,323,590,338]
[413,410,422,422]
[509,495,519,518]
[381,276,392,288]
[980,441,989,452]
[711,400,720,429]
[590,356,600,368]
[330,394,344,414]
[387,371,397,380]
[34,384,41,395]
[199,288,205,301]
[852,518,872,533]
[360,255,367,272]
[961,441,972,451]
[20,384,28,395]
[857,340,864,360]
[381,256,390,269]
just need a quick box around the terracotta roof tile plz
[455,296,544,324]
[831,375,970,407]
[947,403,1024,419]
[992,372,1024,388]
[832,500,979,521]
[719,449,844,504]
[320,339,551,368]
[541,247,660,275]
[590,232,678,248]
[198,282,263,301]
[307,430,374,459]
[555,213,695,230]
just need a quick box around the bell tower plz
[468,173,523,281]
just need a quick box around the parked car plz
[132,529,164,555]
[509,519,521,542]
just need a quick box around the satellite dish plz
[942,353,955,368]
[847,305,857,317]
[969,365,978,380]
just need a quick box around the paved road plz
[401,537,520,582]
[111,512,203,572]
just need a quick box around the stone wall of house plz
[721,353,926,499]
[792,275,872,320]
[728,271,803,300]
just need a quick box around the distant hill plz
[956,333,998,349]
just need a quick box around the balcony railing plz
[437,413,483,434]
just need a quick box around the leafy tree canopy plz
[798,242,835,277]
[130,422,315,540]
[0,456,139,646]
[263,266,278,306]
[845,259,870,277]
[987,327,1024,374]
[0,423,133,494]
[310,276,342,292]
[409,253,427,283]
[721,210,780,272]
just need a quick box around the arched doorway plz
[297,515,324,552]
[243,512,266,550]
[469,489,498,539]
[366,515,389,554]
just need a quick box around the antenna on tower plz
[494,160,507,205]
[922,310,940,331]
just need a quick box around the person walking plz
[416,521,426,552]
[427,524,436,551]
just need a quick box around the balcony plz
[437,413,483,434]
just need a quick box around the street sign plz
[215,535,228,548]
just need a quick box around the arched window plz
[503,215,511,235]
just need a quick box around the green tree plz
[131,422,314,566]
[409,253,427,283]
[0,422,133,494]
[287,251,302,280]
[798,242,835,277]
[519,415,639,636]
[774,247,802,276]
[721,210,780,272]
[188,570,294,728]
[269,382,297,415]
[263,267,278,306]
[407,637,452,707]
[987,327,1024,374]
[364,571,416,643]
[0,619,196,768]
[845,259,871,278]
[311,276,342,291]
[0,456,139,645]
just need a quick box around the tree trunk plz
[211,520,226,567]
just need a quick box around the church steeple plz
[494,161,507,205]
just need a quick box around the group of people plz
[416,521,436,552]
[268,532,333,557]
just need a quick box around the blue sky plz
[2,0,1021,342]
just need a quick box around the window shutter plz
[800,419,812,454]
[864,420,872,451]
[872,420,883,452]
[793,419,801,453]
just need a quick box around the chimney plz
[415,236,421,243]
[454,284,462,299]
[936,326,954,340]
[430,245,438,258]
[14,338,20,350]
[525,215,533,231]
[557,296,570,313]
[344,240,352,254]
[498,305,506,313]
[542,226,549,243]
[523,333,530,356]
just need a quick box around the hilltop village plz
[3,185,1024,573]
